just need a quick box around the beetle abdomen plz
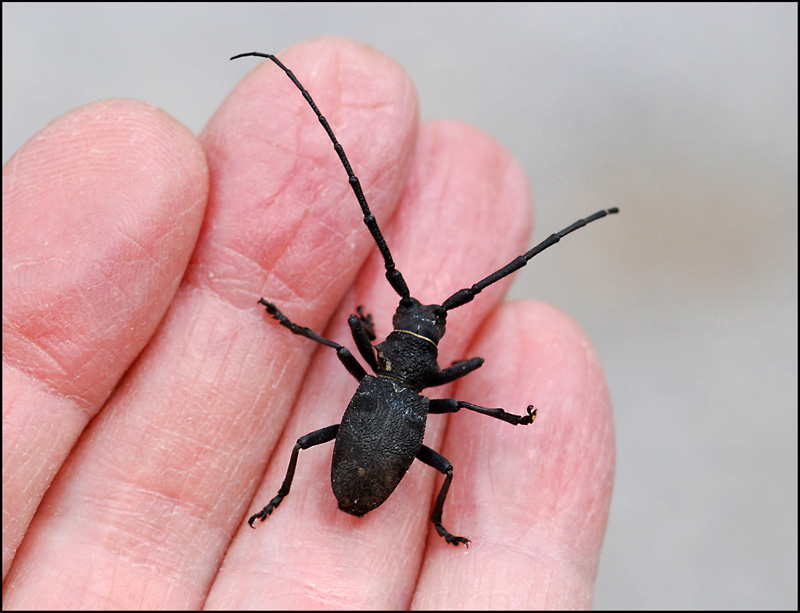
[331,376,428,516]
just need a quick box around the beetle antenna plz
[231,52,410,300]
[441,208,619,311]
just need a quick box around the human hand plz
[2,37,614,609]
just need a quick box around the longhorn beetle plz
[232,51,618,546]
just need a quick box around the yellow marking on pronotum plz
[395,329,437,346]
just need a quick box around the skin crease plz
[2,38,614,609]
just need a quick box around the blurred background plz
[3,3,796,609]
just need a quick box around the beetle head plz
[393,297,447,344]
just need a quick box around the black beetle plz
[232,52,618,546]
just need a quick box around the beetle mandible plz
[232,51,618,546]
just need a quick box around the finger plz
[210,118,533,609]
[1,38,416,609]
[1,99,206,579]
[414,300,615,608]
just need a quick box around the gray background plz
[3,3,796,609]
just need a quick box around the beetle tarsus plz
[435,522,471,547]
[248,495,283,527]
[356,306,377,340]
[519,405,537,426]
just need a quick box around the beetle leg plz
[427,357,484,386]
[429,398,537,426]
[348,309,378,372]
[248,424,339,527]
[416,445,470,547]
[259,299,367,381]
[354,306,376,339]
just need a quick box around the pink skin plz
[2,38,614,609]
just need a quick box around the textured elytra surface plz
[331,376,428,515]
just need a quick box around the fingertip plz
[202,37,419,321]
[452,298,614,553]
[3,97,208,406]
